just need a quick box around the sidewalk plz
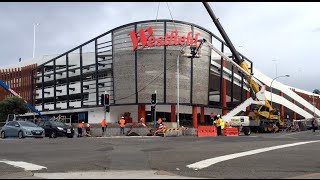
[33,170,203,179]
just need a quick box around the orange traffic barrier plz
[223,127,239,136]
[197,126,217,137]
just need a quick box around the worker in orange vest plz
[156,117,163,129]
[118,116,126,135]
[101,119,107,136]
[77,121,84,137]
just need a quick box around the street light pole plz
[33,23,39,58]
[177,52,180,129]
[104,91,107,137]
[177,43,188,128]
[270,74,290,107]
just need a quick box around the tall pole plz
[104,91,107,137]
[177,53,180,128]
[270,75,290,107]
[154,90,157,126]
[176,43,189,128]
[33,23,39,58]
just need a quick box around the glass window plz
[44,121,50,126]
[12,121,19,127]
[38,121,44,127]
[51,121,66,127]
[19,121,38,127]
[7,121,15,126]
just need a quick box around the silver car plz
[0,121,44,139]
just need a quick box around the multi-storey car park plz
[1,19,320,128]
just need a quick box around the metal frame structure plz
[29,19,253,113]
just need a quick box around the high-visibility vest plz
[119,119,126,127]
[157,118,162,125]
[220,119,225,130]
[101,120,106,127]
[78,123,84,128]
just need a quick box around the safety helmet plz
[82,121,84,123]
[87,123,90,127]
[217,114,220,118]
[121,116,124,118]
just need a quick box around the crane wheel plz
[243,127,251,136]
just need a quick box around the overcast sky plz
[1,2,320,92]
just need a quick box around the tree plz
[0,96,29,122]
[313,89,320,94]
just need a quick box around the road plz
[0,131,320,179]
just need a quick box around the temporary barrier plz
[159,127,189,137]
[197,126,217,137]
[223,127,239,136]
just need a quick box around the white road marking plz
[0,160,47,171]
[186,140,320,170]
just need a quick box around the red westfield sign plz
[128,26,200,51]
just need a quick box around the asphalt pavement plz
[0,131,320,179]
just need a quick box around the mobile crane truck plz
[193,2,284,135]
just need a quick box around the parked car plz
[0,121,44,139]
[38,120,74,138]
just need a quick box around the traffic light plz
[100,94,105,105]
[105,94,110,106]
[105,106,110,112]
[151,93,156,105]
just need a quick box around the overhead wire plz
[166,2,177,32]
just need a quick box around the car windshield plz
[51,121,66,127]
[19,121,38,127]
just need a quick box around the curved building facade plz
[1,19,319,127]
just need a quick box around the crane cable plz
[114,2,179,102]
[150,2,161,39]
[166,2,177,32]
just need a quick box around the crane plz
[195,2,283,134]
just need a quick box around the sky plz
[0,2,320,92]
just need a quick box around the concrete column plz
[280,91,284,119]
[246,91,250,116]
[293,100,297,120]
[200,106,205,124]
[138,104,145,122]
[221,58,227,116]
[192,106,198,128]
[222,79,227,115]
[171,104,176,122]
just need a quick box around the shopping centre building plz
[1,19,319,127]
